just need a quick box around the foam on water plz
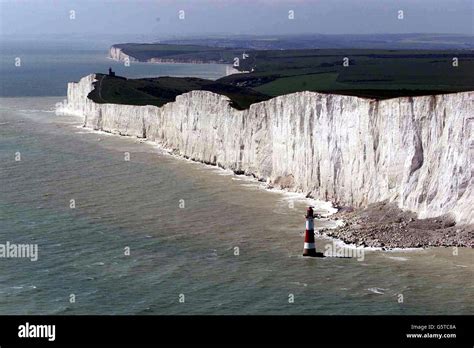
[1,95,473,315]
[368,287,387,295]
[386,256,410,261]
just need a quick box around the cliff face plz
[109,46,220,64]
[61,74,474,225]
[108,46,243,76]
[108,46,138,63]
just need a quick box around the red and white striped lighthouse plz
[303,206,317,257]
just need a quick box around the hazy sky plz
[0,0,472,37]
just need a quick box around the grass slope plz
[88,74,271,110]
[217,49,474,98]
[103,45,474,108]
[114,43,245,64]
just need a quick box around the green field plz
[218,49,474,97]
[88,74,271,110]
[95,45,474,109]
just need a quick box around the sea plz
[0,39,472,314]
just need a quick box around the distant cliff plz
[60,74,474,226]
[109,45,218,64]
[109,45,225,64]
[109,45,245,75]
[108,46,138,63]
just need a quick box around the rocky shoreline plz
[321,201,473,249]
[63,75,473,250]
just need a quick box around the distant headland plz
[105,40,474,109]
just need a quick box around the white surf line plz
[70,124,427,253]
[18,109,56,113]
[74,125,115,136]
[72,125,383,252]
[385,256,410,261]
[72,125,340,214]
[318,231,424,253]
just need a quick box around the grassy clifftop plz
[217,49,474,98]
[88,74,271,110]
[102,45,474,109]
[112,43,247,66]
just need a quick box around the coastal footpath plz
[60,74,473,247]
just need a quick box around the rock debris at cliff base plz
[323,202,473,248]
[60,74,474,248]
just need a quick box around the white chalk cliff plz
[108,47,241,76]
[59,74,474,225]
[108,46,138,63]
[109,46,220,64]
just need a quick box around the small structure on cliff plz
[108,67,116,77]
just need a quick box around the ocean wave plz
[18,109,55,113]
[368,287,387,294]
[386,256,409,261]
